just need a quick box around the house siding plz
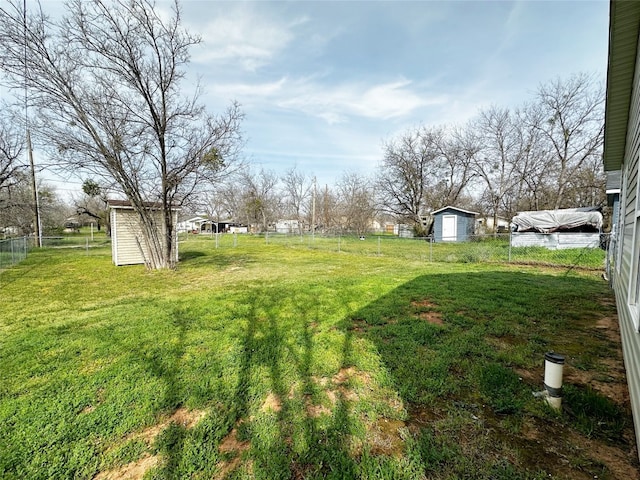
[609,23,640,457]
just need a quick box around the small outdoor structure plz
[109,200,179,266]
[431,206,478,242]
[275,219,300,234]
[510,207,603,250]
[200,221,248,234]
[176,216,207,233]
[476,215,509,234]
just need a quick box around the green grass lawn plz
[0,236,636,479]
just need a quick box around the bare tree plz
[471,106,534,229]
[74,179,109,232]
[336,172,376,235]
[528,73,604,210]
[426,126,478,209]
[315,183,338,234]
[0,177,66,235]
[0,107,24,195]
[377,127,440,235]
[0,0,243,268]
[281,166,312,235]
[239,168,281,233]
[559,155,606,208]
[377,126,475,234]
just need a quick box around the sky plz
[5,0,611,199]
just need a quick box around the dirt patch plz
[93,455,158,480]
[595,315,622,343]
[514,366,541,386]
[349,318,369,332]
[305,397,332,418]
[567,430,640,480]
[516,415,640,480]
[331,366,371,402]
[168,407,207,429]
[564,363,630,407]
[333,366,358,385]
[417,311,444,325]
[128,407,206,446]
[261,392,282,413]
[406,403,445,433]
[598,295,617,309]
[215,425,251,480]
[411,300,437,308]
[368,418,406,457]
[411,300,444,325]
[93,408,207,480]
[81,404,96,415]
[218,427,250,454]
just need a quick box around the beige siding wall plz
[614,31,640,457]
[111,207,178,266]
[113,209,152,265]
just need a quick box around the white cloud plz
[210,76,443,123]
[190,8,307,71]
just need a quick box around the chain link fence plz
[0,237,29,271]
[40,235,111,250]
[0,234,112,272]
[3,231,607,272]
[181,231,609,270]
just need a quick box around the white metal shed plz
[108,200,179,266]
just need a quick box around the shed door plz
[442,215,457,241]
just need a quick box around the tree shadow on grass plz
[229,286,358,479]
[123,305,192,477]
[77,269,635,479]
[339,270,637,479]
[178,250,256,270]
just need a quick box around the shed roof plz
[431,206,478,216]
[603,0,640,172]
[107,199,179,211]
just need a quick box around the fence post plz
[85,237,89,255]
[508,231,512,263]
[430,237,433,262]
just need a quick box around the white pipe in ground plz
[544,352,565,410]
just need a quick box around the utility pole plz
[26,130,42,247]
[24,0,42,247]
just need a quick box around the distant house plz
[228,224,248,234]
[602,0,640,459]
[476,215,509,234]
[108,200,179,266]
[431,206,478,242]
[63,217,81,232]
[176,216,207,233]
[275,219,300,234]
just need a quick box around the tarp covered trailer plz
[510,207,603,250]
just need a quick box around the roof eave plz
[603,0,640,172]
